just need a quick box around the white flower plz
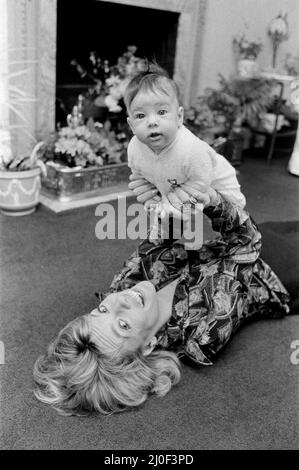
[54,135,94,160]
[75,126,91,139]
[126,62,136,76]
[59,127,75,139]
[93,155,104,166]
[106,76,121,88]
[118,77,130,96]
[104,95,122,113]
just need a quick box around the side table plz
[287,102,299,176]
[261,72,298,175]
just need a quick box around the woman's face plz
[87,281,160,354]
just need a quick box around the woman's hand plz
[128,173,161,208]
[155,195,187,220]
[166,181,218,211]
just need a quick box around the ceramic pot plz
[0,167,41,216]
[41,162,131,201]
[237,59,259,78]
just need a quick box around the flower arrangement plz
[39,114,128,169]
[52,45,146,167]
[184,96,216,142]
[51,125,104,168]
[71,45,146,116]
[268,13,289,68]
[232,34,263,60]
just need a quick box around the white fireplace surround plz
[5,0,207,154]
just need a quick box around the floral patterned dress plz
[104,197,290,366]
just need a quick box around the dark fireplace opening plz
[56,0,179,124]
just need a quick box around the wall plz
[197,0,299,95]
[2,0,298,143]
[1,0,56,157]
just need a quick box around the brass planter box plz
[41,162,131,201]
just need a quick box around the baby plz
[124,63,246,244]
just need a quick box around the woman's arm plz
[203,193,262,263]
[129,176,262,263]
[106,238,189,295]
[167,183,262,263]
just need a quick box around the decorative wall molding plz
[7,0,38,157]
[189,0,208,103]
[0,0,10,133]
[4,0,56,150]
[36,0,57,140]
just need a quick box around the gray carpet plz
[0,155,298,450]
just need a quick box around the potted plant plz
[41,46,146,201]
[184,96,217,145]
[0,54,46,216]
[0,138,46,216]
[39,106,131,200]
[185,74,277,168]
[208,75,276,128]
[233,34,263,77]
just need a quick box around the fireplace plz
[5,0,208,146]
[56,0,179,83]
[56,0,180,124]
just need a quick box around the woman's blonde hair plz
[33,315,181,416]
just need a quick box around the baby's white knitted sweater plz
[128,125,246,208]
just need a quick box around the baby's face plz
[127,89,184,154]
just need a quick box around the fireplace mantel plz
[94,0,208,108]
[6,0,207,147]
[99,0,195,13]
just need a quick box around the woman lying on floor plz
[33,182,290,416]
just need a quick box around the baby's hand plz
[156,196,190,221]
[168,181,217,208]
[144,198,160,212]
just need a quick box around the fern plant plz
[207,75,276,129]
